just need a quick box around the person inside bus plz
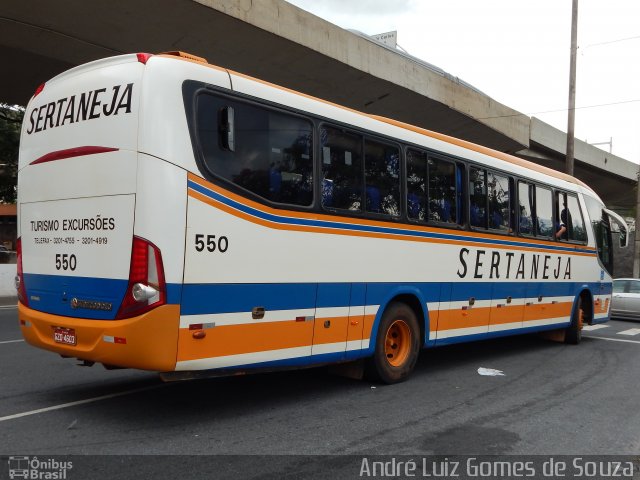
[556,208,568,239]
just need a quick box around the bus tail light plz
[16,238,28,307]
[116,236,166,319]
[136,53,153,64]
[33,82,45,98]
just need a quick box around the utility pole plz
[634,168,640,278]
[565,0,578,175]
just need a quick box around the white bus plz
[17,51,627,383]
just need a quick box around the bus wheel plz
[565,296,584,345]
[366,302,420,384]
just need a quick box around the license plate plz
[53,327,76,346]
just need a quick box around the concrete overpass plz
[1,0,637,210]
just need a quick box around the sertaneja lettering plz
[26,83,134,134]
[457,247,571,280]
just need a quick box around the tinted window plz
[536,186,553,238]
[407,152,459,224]
[407,149,427,221]
[365,140,400,216]
[196,94,313,205]
[488,172,511,232]
[518,182,533,235]
[556,192,587,243]
[429,157,457,224]
[566,195,587,242]
[321,127,362,211]
[469,168,487,229]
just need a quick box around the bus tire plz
[565,296,584,345]
[365,302,421,384]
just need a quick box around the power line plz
[582,35,640,49]
[478,99,640,120]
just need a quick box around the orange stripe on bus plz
[362,314,375,341]
[313,315,349,346]
[178,313,377,362]
[177,320,313,362]
[523,302,574,322]
[437,307,492,330]
[435,302,573,331]
[489,304,524,326]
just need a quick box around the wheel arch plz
[576,286,594,326]
[366,286,428,356]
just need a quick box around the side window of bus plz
[566,195,587,242]
[407,152,459,225]
[407,149,427,221]
[469,167,487,229]
[488,171,511,232]
[321,126,363,211]
[196,94,313,206]
[518,181,534,235]
[428,157,458,224]
[535,186,553,238]
[365,140,400,216]
[556,192,587,243]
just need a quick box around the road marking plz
[0,339,23,344]
[0,383,167,423]
[0,305,17,310]
[618,328,640,336]
[584,335,640,345]
[582,324,609,331]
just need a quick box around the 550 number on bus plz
[194,234,228,253]
[55,253,77,271]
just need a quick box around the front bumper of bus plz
[18,303,180,371]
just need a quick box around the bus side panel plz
[177,184,317,371]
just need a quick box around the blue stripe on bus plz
[24,273,610,322]
[188,180,596,255]
[24,273,181,320]
[179,281,611,316]
[180,283,318,315]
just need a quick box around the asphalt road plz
[0,306,639,477]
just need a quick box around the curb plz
[0,296,17,307]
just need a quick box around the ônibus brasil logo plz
[8,456,72,479]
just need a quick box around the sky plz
[285,0,640,164]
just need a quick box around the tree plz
[0,103,24,204]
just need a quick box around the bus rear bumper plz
[18,303,180,371]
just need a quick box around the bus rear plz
[17,54,182,371]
